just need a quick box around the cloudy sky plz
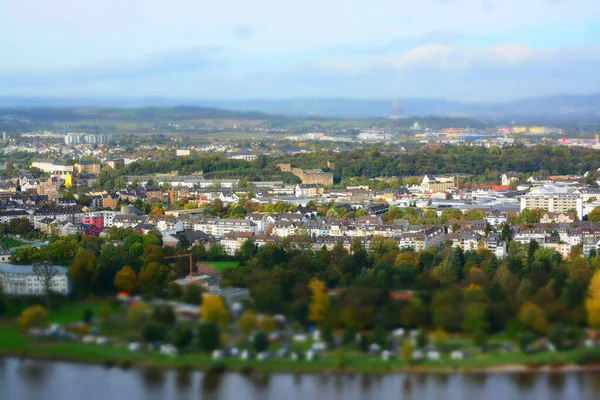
[1,0,599,101]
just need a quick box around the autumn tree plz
[308,278,330,326]
[69,249,98,298]
[17,305,48,332]
[588,207,600,223]
[138,262,170,297]
[114,265,137,293]
[239,309,257,338]
[201,294,229,324]
[586,270,600,329]
[518,301,548,334]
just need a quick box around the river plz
[1,358,600,399]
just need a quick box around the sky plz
[1,0,600,101]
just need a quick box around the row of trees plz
[221,235,600,344]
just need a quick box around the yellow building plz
[512,126,527,134]
[65,173,73,189]
[74,160,102,174]
[529,126,546,134]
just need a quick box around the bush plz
[65,324,92,335]
[152,304,176,326]
[342,325,357,345]
[182,284,204,305]
[83,309,93,324]
[197,321,220,352]
[168,282,183,299]
[142,321,168,343]
[253,330,269,353]
[17,305,48,332]
[519,331,536,353]
[173,324,194,351]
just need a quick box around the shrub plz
[253,330,269,353]
[142,321,168,343]
[17,305,48,332]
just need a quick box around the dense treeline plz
[277,145,599,181]
[221,238,600,345]
[100,144,598,189]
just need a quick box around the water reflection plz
[510,371,538,390]
[464,372,488,387]
[202,370,225,392]
[176,367,192,388]
[142,367,166,387]
[4,358,600,400]
[547,372,565,390]
[18,361,49,384]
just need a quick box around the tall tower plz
[391,100,402,119]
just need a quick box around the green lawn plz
[49,299,118,324]
[207,261,239,272]
[0,237,25,249]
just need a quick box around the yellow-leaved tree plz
[308,278,330,326]
[114,265,137,294]
[586,270,600,329]
[202,294,230,324]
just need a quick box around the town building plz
[520,186,583,220]
[0,263,69,296]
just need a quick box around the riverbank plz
[1,335,599,375]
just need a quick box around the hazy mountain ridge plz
[0,94,599,123]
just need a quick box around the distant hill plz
[0,94,599,123]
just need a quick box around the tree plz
[138,262,170,297]
[239,310,257,338]
[182,284,204,305]
[253,330,269,353]
[17,305,48,332]
[173,324,193,351]
[114,265,137,293]
[372,323,387,348]
[308,278,330,326]
[32,262,60,308]
[588,207,600,223]
[69,249,98,298]
[321,321,334,348]
[401,340,414,364]
[518,301,548,334]
[548,323,566,350]
[586,270,600,329]
[342,324,357,345]
[167,282,183,299]
[142,321,168,343]
[152,304,176,326]
[201,294,229,324]
[197,321,220,352]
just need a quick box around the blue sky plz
[1,0,599,101]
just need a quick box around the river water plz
[1,358,600,400]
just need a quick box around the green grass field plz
[206,261,239,271]
[0,237,25,249]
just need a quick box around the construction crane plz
[165,253,194,282]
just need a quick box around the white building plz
[520,185,583,221]
[0,263,69,296]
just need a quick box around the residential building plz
[221,231,255,255]
[295,184,325,198]
[421,175,455,193]
[520,185,583,220]
[540,212,575,224]
[0,263,69,296]
[31,160,73,175]
[74,160,102,174]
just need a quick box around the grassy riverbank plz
[2,299,598,374]
[0,322,594,374]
